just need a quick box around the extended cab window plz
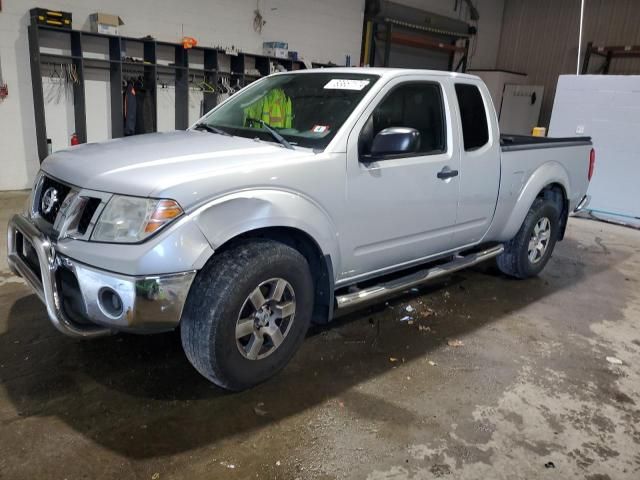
[359,82,446,158]
[454,83,489,151]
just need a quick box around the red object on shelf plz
[182,36,198,49]
[70,133,80,146]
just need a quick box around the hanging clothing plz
[123,81,137,136]
[243,88,292,128]
[134,79,156,135]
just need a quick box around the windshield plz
[197,72,380,149]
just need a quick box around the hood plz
[42,131,312,203]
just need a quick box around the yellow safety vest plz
[244,88,292,129]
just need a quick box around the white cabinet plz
[499,84,544,135]
[467,69,527,111]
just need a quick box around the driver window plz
[359,82,446,157]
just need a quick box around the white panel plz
[42,77,74,153]
[156,86,176,133]
[188,88,205,125]
[549,75,640,224]
[85,69,111,143]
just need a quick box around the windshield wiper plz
[193,123,231,136]
[245,117,294,150]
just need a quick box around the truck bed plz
[500,134,592,152]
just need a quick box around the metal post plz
[581,41,593,74]
[27,21,48,162]
[143,40,157,132]
[383,22,392,67]
[70,31,87,143]
[577,0,585,74]
[175,47,189,130]
[603,50,613,74]
[461,38,470,72]
[361,20,373,66]
[203,49,218,112]
[109,37,124,138]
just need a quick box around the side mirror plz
[370,127,421,157]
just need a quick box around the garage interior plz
[1,1,640,479]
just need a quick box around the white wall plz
[0,0,365,190]
[394,0,505,69]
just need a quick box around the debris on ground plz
[220,461,235,469]
[389,357,399,363]
[400,316,413,322]
[418,325,431,332]
[544,461,555,469]
[428,360,437,366]
[276,461,281,466]
[606,356,623,365]
[254,402,268,417]
[443,291,451,299]
[405,305,415,313]
[447,339,464,347]
[419,307,435,319]
[151,474,160,480]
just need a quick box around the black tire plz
[497,197,560,279]
[181,239,314,391]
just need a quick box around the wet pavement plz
[1,190,639,479]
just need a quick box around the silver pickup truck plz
[8,68,593,390]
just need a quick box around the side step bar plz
[335,245,504,310]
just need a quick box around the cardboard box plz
[263,41,288,59]
[263,41,288,49]
[264,47,288,59]
[89,13,124,35]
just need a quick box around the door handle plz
[437,167,459,180]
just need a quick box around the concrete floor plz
[1,190,640,480]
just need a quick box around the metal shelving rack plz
[28,15,330,162]
[581,42,640,74]
[361,17,471,71]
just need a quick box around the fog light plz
[99,287,123,318]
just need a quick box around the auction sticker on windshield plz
[324,79,370,90]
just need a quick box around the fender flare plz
[190,189,341,270]
[498,161,570,242]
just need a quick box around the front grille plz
[37,176,71,224]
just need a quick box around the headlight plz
[91,196,183,243]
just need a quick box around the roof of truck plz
[281,67,480,81]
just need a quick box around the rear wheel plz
[497,197,560,279]
[180,239,314,391]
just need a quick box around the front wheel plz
[180,239,314,391]
[497,197,560,279]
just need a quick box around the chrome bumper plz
[574,194,591,212]
[7,214,196,338]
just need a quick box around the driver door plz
[339,77,461,282]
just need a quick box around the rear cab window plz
[454,83,489,151]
